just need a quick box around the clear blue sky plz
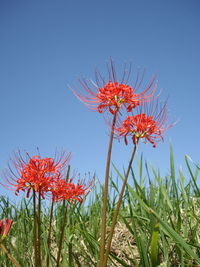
[0,0,200,198]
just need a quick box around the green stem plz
[103,140,139,266]
[33,189,38,267]
[99,112,117,266]
[68,242,73,267]
[46,199,54,267]
[0,243,20,267]
[37,189,42,267]
[56,165,71,267]
[56,204,68,267]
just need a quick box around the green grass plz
[0,147,200,266]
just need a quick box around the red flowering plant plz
[3,150,92,267]
[115,99,172,147]
[50,174,93,267]
[2,150,72,267]
[70,59,158,265]
[4,150,71,199]
[72,59,157,115]
[102,99,174,266]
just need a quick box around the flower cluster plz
[115,100,171,147]
[4,151,89,202]
[72,59,157,115]
[72,59,172,147]
[51,178,90,203]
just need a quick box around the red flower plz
[0,219,13,239]
[71,59,157,115]
[51,178,91,203]
[116,100,172,147]
[4,151,71,198]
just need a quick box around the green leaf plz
[150,223,160,267]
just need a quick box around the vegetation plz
[0,146,199,266]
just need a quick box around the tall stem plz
[47,200,54,267]
[37,189,42,267]
[103,140,139,266]
[56,204,68,267]
[56,165,71,267]
[33,189,38,267]
[99,112,117,266]
[0,243,20,267]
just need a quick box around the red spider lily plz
[4,151,71,198]
[115,100,172,147]
[0,219,13,238]
[51,178,91,203]
[71,59,157,115]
